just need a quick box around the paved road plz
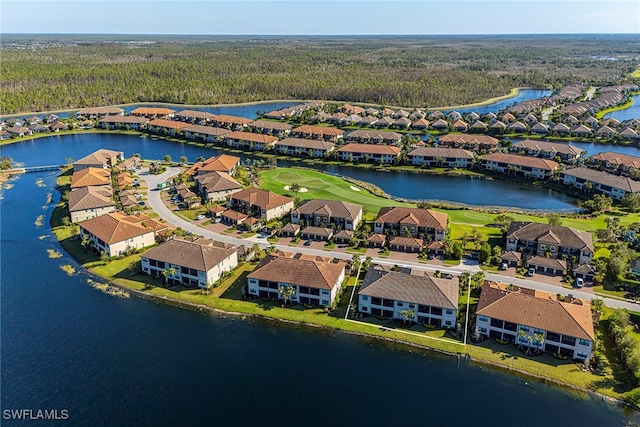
[141,168,640,311]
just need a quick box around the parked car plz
[304,240,312,246]
[195,214,205,220]
[528,267,535,277]
[575,277,584,288]
[500,262,508,270]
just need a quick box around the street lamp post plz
[463,274,471,345]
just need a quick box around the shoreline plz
[0,87,543,119]
[2,129,584,213]
[45,167,639,412]
[78,256,637,413]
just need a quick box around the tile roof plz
[147,118,190,130]
[389,236,424,248]
[375,207,448,231]
[346,129,403,142]
[70,167,111,188]
[407,147,474,159]
[292,125,345,138]
[527,256,567,270]
[225,131,278,144]
[560,167,640,193]
[213,114,253,126]
[513,139,584,156]
[80,212,156,244]
[359,267,458,309]
[74,149,123,167]
[175,110,216,120]
[293,199,362,221]
[248,253,346,290]
[186,154,240,175]
[99,116,149,125]
[194,171,242,193]
[221,209,248,222]
[130,107,176,116]
[482,152,558,170]
[142,238,237,272]
[275,137,335,151]
[590,151,640,169]
[183,124,231,137]
[68,186,114,212]
[301,226,333,237]
[249,120,294,132]
[337,143,401,156]
[229,188,293,210]
[476,281,594,340]
[437,134,499,146]
[506,221,593,252]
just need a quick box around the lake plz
[7,89,550,121]
[1,169,637,426]
[1,133,579,210]
[604,94,640,122]
[451,89,552,115]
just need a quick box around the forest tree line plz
[1,35,638,114]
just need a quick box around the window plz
[534,329,545,336]
[578,339,591,347]
[576,352,588,360]
[321,289,330,295]
[445,321,452,326]
[445,309,453,315]
[361,295,369,301]
[361,306,368,311]
[479,327,487,333]
[321,300,329,306]
[478,316,489,323]
[520,326,530,333]
[397,302,403,307]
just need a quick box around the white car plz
[575,277,584,288]
[195,214,206,220]
[528,267,535,277]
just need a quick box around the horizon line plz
[2,32,638,37]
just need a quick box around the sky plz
[1,0,639,35]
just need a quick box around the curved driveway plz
[141,167,640,311]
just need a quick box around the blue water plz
[604,94,640,122]
[7,90,550,122]
[7,101,301,121]
[1,133,578,210]
[449,89,552,114]
[509,137,640,158]
[1,169,636,426]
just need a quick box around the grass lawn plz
[259,167,413,220]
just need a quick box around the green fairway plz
[259,167,414,219]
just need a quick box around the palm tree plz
[279,284,296,306]
[534,333,545,355]
[161,269,170,285]
[80,233,91,253]
[400,309,415,327]
[517,329,528,351]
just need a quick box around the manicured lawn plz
[259,167,413,220]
